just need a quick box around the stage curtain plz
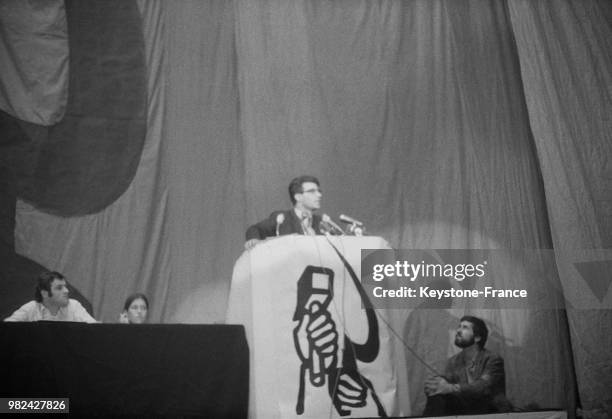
[235,0,573,414]
[14,0,172,322]
[7,0,610,414]
[14,0,244,326]
[508,0,612,413]
[0,0,147,215]
[0,0,68,126]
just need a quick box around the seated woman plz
[119,293,149,324]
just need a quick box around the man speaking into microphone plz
[245,175,341,250]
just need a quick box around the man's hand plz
[244,238,261,250]
[424,376,458,396]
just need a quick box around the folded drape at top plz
[0,0,68,126]
[0,0,147,216]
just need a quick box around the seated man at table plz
[423,315,511,416]
[245,175,330,250]
[4,271,97,323]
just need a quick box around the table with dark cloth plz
[0,322,248,417]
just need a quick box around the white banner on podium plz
[227,235,399,419]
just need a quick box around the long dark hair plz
[123,293,149,311]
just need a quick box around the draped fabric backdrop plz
[1,0,611,415]
[508,1,612,413]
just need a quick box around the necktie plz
[302,215,315,236]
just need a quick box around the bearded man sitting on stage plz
[423,315,512,416]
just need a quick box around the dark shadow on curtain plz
[0,0,146,216]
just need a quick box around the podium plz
[226,235,399,419]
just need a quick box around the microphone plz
[321,214,344,236]
[339,214,363,226]
[276,213,285,236]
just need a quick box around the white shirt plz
[4,299,97,323]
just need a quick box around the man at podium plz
[244,175,325,249]
[231,196,399,417]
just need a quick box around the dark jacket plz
[245,209,322,240]
[442,348,511,413]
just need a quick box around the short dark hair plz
[461,315,488,348]
[35,271,65,302]
[123,293,149,311]
[288,175,320,205]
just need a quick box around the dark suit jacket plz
[442,348,511,412]
[245,209,322,240]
